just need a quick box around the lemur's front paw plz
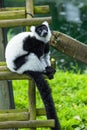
[46,66,56,74]
[46,66,56,79]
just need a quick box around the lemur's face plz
[35,25,48,38]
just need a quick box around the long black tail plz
[24,71,61,130]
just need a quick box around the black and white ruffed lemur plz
[5,21,61,130]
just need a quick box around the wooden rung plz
[0,10,25,20]
[0,71,29,80]
[0,108,28,113]
[0,108,46,121]
[0,112,29,122]
[0,120,55,129]
[34,5,50,14]
[0,63,29,80]
[0,62,48,80]
[0,108,46,115]
[0,5,50,20]
[0,17,51,28]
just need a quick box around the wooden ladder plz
[0,0,54,129]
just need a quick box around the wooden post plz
[0,1,14,130]
[0,1,11,110]
[26,0,34,31]
[26,1,36,130]
[28,79,36,127]
[0,120,55,129]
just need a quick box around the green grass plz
[13,70,87,130]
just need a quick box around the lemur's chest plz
[31,43,45,58]
[23,36,49,58]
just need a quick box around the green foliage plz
[49,71,87,129]
[50,1,87,72]
[12,80,28,109]
[13,70,87,130]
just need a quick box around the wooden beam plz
[0,112,29,121]
[0,17,51,28]
[26,1,36,130]
[34,5,50,14]
[0,5,50,20]
[0,71,29,80]
[0,108,46,116]
[0,10,25,20]
[0,120,55,129]
[0,6,50,14]
[0,64,47,80]
[51,31,87,65]
[0,29,11,109]
[0,7,14,130]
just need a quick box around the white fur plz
[16,53,45,74]
[5,21,51,74]
[40,52,51,68]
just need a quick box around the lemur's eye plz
[43,26,48,31]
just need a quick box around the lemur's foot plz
[46,66,56,79]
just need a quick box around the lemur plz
[5,21,61,130]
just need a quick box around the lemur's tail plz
[24,71,61,130]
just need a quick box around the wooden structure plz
[0,0,87,129]
[0,0,54,129]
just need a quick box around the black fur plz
[13,53,29,70]
[23,36,49,58]
[46,66,56,79]
[24,71,61,130]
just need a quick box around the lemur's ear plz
[30,26,35,32]
[42,21,49,26]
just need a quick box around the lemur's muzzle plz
[41,30,48,37]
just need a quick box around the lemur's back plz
[5,32,34,72]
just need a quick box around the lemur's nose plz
[41,30,48,37]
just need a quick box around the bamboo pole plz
[0,4,14,130]
[0,5,49,19]
[0,7,24,11]
[26,1,36,130]
[0,17,51,28]
[0,10,25,20]
[0,112,29,121]
[51,31,87,65]
[0,27,11,110]
[0,108,46,116]
[0,71,29,80]
[0,6,49,13]
[26,0,34,30]
[28,78,36,118]
[34,5,50,14]
[0,120,55,129]
[0,109,28,113]
[0,64,47,80]
[26,0,34,18]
